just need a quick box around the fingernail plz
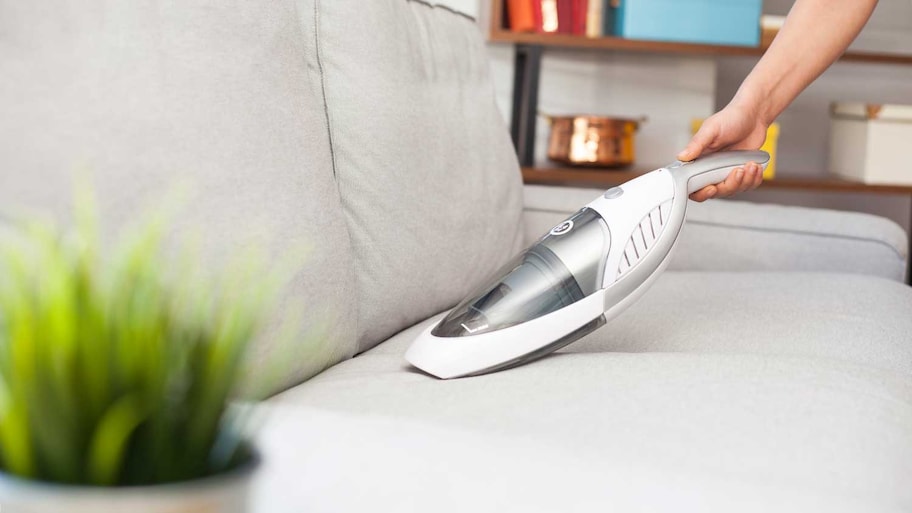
[706,188,717,199]
[735,169,744,181]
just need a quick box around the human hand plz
[678,101,770,202]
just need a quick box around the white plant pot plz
[0,456,257,513]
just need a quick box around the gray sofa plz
[3,1,912,511]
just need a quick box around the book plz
[507,0,536,32]
[556,0,573,34]
[585,0,603,37]
[573,0,589,35]
[602,0,618,36]
[540,0,559,33]
[532,0,544,32]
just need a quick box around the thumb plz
[678,124,716,162]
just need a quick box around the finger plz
[724,168,746,196]
[678,137,707,162]
[736,165,757,193]
[678,124,717,162]
[738,163,760,192]
[689,185,718,202]
[714,167,745,197]
[751,163,765,189]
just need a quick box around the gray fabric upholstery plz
[307,0,524,352]
[258,359,912,513]
[256,273,912,512]
[523,185,909,282]
[0,1,358,390]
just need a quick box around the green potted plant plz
[0,194,289,512]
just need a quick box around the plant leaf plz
[0,399,35,478]
[87,394,147,486]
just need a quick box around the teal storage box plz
[612,0,762,47]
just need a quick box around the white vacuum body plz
[406,150,770,379]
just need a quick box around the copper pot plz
[545,114,645,168]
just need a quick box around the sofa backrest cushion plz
[308,0,524,352]
[0,1,358,391]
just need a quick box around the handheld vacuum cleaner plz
[406,150,770,379]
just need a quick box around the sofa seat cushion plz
[257,355,912,512]
[253,272,912,511]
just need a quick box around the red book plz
[532,0,544,32]
[573,0,589,35]
[506,0,536,32]
[556,0,573,34]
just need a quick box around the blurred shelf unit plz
[490,0,912,168]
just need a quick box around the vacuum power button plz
[603,187,624,199]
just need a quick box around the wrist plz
[731,66,788,127]
[730,83,776,127]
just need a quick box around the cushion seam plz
[314,0,337,178]
[312,0,361,359]
[407,0,476,21]
[688,219,906,260]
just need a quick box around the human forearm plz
[678,0,878,201]
[732,0,878,124]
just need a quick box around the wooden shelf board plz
[521,166,912,195]
[489,31,912,66]
[489,30,762,58]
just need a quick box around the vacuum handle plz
[671,150,770,195]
